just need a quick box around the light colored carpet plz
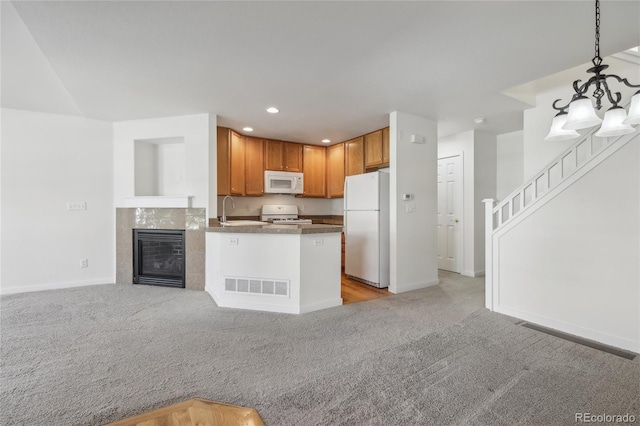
[1,272,638,425]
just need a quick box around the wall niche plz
[134,136,186,196]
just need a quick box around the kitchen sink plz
[220,220,267,226]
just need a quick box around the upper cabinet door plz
[382,127,390,165]
[244,137,265,196]
[302,145,326,197]
[264,140,284,171]
[364,130,383,167]
[217,127,231,196]
[229,131,245,195]
[344,136,364,176]
[283,142,303,172]
[326,143,345,198]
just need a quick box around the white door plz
[437,156,462,272]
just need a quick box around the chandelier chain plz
[593,0,602,66]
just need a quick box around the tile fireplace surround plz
[116,208,206,291]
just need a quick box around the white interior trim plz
[1,279,115,295]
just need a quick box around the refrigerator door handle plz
[344,210,347,234]
[343,179,347,210]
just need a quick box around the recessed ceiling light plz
[243,127,253,132]
[474,118,486,125]
[322,139,331,144]
[266,107,279,114]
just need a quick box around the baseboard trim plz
[494,305,639,354]
[0,278,115,295]
[300,298,343,314]
[212,297,301,314]
[462,270,485,278]
[390,278,439,294]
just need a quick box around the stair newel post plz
[483,199,496,311]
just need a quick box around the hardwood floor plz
[341,273,390,304]
[105,398,265,426]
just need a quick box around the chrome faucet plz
[221,195,235,223]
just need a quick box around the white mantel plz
[122,196,193,208]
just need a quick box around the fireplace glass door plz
[133,229,185,288]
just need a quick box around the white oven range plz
[260,205,312,224]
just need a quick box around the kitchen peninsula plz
[205,223,343,314]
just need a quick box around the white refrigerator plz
[344,171,390,288]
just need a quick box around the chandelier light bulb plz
[622,91,640,125]
[562,97,602,130]
[545,112,580,141]
[595,107,635,137]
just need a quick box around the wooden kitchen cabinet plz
[382,126,390,165]
[326,143,345,198]
[229,130,245,195]
[265,140,303,172]
[344,136,364,176]
[217,127,245,196]
[217,127,231,196]
[283,142,303,172]
[301,145,326,197]
[244,136,265,196]
[218,127,264,196]
[264,140,282,171]
[364,130,384,168]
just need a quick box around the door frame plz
[437,154,464,274]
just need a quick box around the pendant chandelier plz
[545,0,640,141]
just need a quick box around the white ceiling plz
[2,1,639,143]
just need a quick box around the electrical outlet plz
[67,201,87,211]
[80,258,88,268]
[314,238,323,246]
[228,238,239,246]
[405,203,416,213]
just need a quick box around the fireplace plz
[133,229,185,288]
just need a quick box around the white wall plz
[496,130,524,200]
[494,136,640,352]
[157,142,186,196]
[473,131,497,275]
[389,111,438,293]
[113,114,213,213]
[209,114,218,218]
[0,108,114,293]
[134,141,158,196]
[217,194,340,218]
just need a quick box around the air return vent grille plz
[224,276,289,297]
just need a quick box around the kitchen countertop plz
[208,215,343,227]
[206,223,343,234]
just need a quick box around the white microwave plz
[264,171,304,194]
